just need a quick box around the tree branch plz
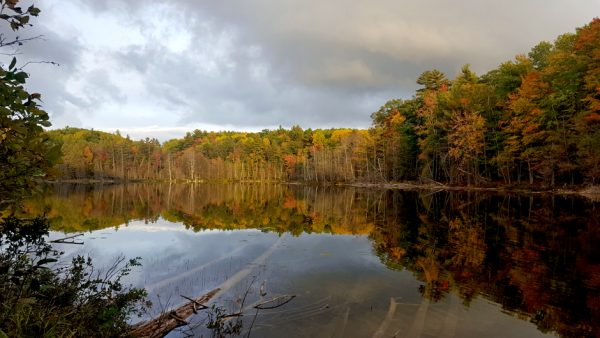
[18,60,59,69]
[0,34,43,48]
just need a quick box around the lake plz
[19,183,599,337]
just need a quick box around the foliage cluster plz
[0,0,61,205]
[368,18,600,186]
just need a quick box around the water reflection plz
[21,183,374,235]
[20,183,600,337]
[370,191,599,338]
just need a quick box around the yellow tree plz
[497,70,549,184]
[448,110,486,184]
[446,65,488,184]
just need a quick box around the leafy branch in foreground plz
[0,2,151,336]
[0,0,61,207]
[0,216,150,337]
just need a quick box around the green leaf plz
[0,328,8,338]
[14,71,28,83]
[9,57,17,70]
[28,6,41,16]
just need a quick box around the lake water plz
[20,183,599,337]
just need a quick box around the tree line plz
[48,19,600,187]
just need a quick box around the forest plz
[46,18,600,187]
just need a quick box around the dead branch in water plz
[50,233,84,245]
[245,294,296,338]
[129,288,220,338]
[179,294,209,313]
[254,295,296,310]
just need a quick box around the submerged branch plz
[50,233,84,245]
[129,288,220,338]
[254,295,296,310]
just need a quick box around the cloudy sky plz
[9,0,600,140]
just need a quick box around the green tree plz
[371,99,418,181]
[415,70,452,181]
[480,55,531,99]
[416,69,450,92]
[572,18,600,182]
[528,41,553,70]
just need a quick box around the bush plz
[0,216,150,337]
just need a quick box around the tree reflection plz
[370,191,599,338]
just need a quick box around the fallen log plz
[128,288,220,338]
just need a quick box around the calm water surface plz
[20,183,599,338]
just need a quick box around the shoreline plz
[41,179,600,200]
[345,182,600,201]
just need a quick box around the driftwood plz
[129,288,220,338]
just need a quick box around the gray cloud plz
[15,26,85,127]
[15,0,600,139]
